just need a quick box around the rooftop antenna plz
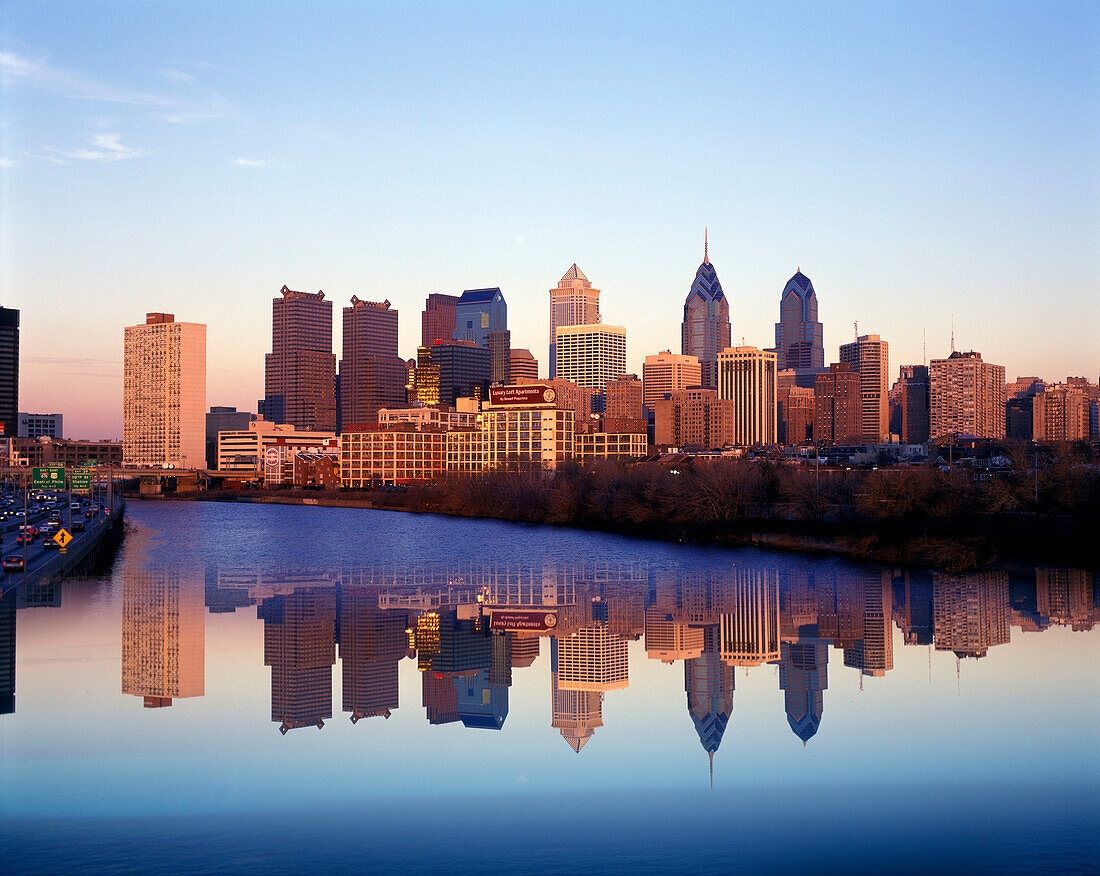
[854,320,859,341]
[950,315,955,353]
[709,751,714,789]
[704,227,709,265]
[923,328,927,366]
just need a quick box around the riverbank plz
[130,458,1099,573]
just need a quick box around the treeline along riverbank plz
[141,451,1100,573]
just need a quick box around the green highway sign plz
[31,465,65,489]
[70,468,93,490]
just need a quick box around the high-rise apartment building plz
[509,349,539,382]
[422,293,460,347]
[930,351,1006,441]
[549,264,600,379]
[123,313,207,468]
[606,374,644,421]
[642,351,702,410]
[653,387,734,448]
[554,324,627,412]
[1033,383,1091,441]
[890,365,930,444]
[0,307,17,439]
[814,363,862,445]
[839,334,889,442]
[259,286,336,431]
[1005,377,1046,441]
[774,270,824,373]
[338,297,405,429]
[682,232,730,390]
[717,346,777,447]
[452,288,507,346]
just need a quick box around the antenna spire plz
[709,751,714,788]
[704,227,710,265]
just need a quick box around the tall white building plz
[717,345,777,446]
[123,313,206,468]
[554,323,627,411]
[549,264,600,379]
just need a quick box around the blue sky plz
[1,1,1097,438]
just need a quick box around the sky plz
[1,1,1097,439]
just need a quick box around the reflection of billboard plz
[488,385,556,407]
[489,609,558,631]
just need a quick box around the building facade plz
[206,406,254,469]
[778,384,814,445]
[17,412,62,440]
[123,313,207,468]
[891,365,930,444]
[338,297,405,430]
[452,288,507,346]
[509,349,539,382]
[653,387,735,448]
[1033,383,1092,441]
[549,264,600,378]
[432,341,491,407]
[717,346,777,447]
[642,351,702,411]
[929,351,1006,441]
[554,323,627,412]
[0,307,18,439]
[606,374,644,421]
[12,437,123,468]
[839,334,889,442]
[340,424,448,487]
[682,234,731,390]
[774,270,824,373]
[422,293,460,347]
[488,329,511,385]
[259,286,336,431]
[216,420,339,478]
[814,363,862,446]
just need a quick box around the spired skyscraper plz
[682,231,730,390]
[549,265,600,379]
[774,269,824,374]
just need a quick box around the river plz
[1,499,1097,874]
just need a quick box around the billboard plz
[488,384,557,407]
[488,609,559,631]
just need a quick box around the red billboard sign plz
[489,609,559,631]
[488,384,557,407]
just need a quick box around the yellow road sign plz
[52,529,72,548]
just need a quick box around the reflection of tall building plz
[339,587,407,722]
[416,610,491,674]
[0,593,14,715]
[423,670,474,725]
[509,634,540,668]
[551,637,604,752]
[259,589,336,733]
[778,639,827,742]
[454,668,509,730]
[1035,569,1097,631]
[933,574,1010,658]
[719,574,780,666]
[851,577,893,677]
[555,626,628,691]
[685,626,734,779]
[121,572,205,708]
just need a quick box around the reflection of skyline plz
[685,625,734,780]
[260,588,336,734]
[121,571,205,708]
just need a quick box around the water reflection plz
[4,559,1098,760]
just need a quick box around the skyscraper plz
[338,297,406,429]
[891,365,930,444]
[682,232,731,390]
[259,286,336,431]
[717,345,777,447]
[509,349,539,382]
[642,351,702,411]
[606,374,644,422]
[930,351,1006,440]
[839,334,889,442]
[0,307,18,440]
[422,293,460,347]
[774,270,824,373]
[549,265,600,379]
[554,323,627,412]
[123,313,207,468]
[452,287,507,346]
[488,329,511,385]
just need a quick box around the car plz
[72,520,85,532]
[3,556,24,572]
[71,502,81,511]
[84,509,94,518]
[42,538,60,550]
[15,533,32,545]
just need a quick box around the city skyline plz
[1,4,1096,439]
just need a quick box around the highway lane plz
[1,500,117,584]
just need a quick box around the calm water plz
[1,500,1097,874]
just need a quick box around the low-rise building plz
[292,452,340,489]
[12,437,123,468]
[575,432,648,460]
[216,420,339,482]
[340,424,447,487]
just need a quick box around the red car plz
[3,556,24,572]
[15,533,33,545]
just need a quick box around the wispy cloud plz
[233,157,269,167]
[42,133,143,163]
[26,355,120,367]
[0,50,232,122]
[0,157,18,168]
